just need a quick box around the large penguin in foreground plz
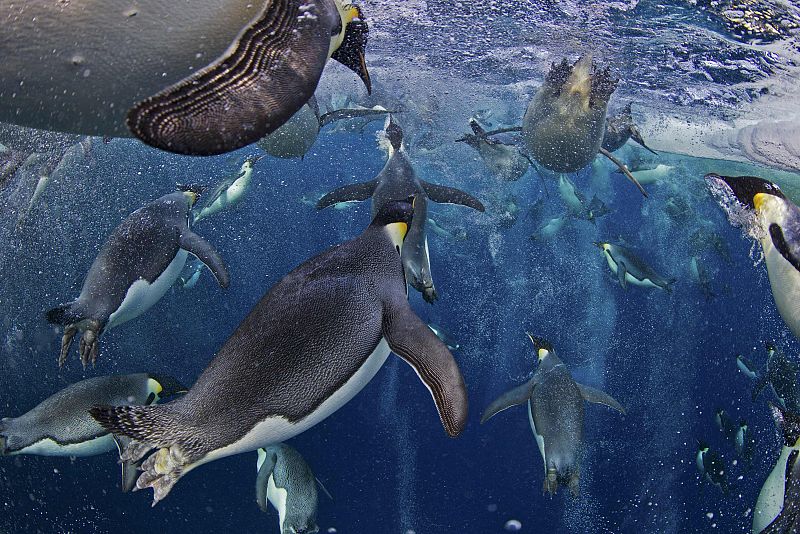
[91,199,468,505]
[0,0,371,156]
[706,174,800,340]
[0,374,185,491]
[47,187,230,367]
[521,56,647,196]
[258,95,390,159]
[256,444,320,534]
[481,334,625,496]
[316,116,485,302]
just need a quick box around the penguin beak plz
[704,173,784,210]
[332,6,372,94]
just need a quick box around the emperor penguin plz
[193,156,265,224]
[256,444,320,534]
[91,198,469,506]
[480,334,625,496]
[594,242,676,292]
[696,441,730,494]
[258,95,390,159]
[753,404,800,533]
[601,103,658,154]
[47,186,230,367]
[0,0,372,156]
[0,373,185,492]
[706,174,800,341]
[316,115,486,303]
[521,56,647,196]
[456,118,531,182]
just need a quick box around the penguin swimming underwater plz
[91,199,469,505]
[696,441,729,494]
[258,95,391,159]
[706,174,800,341]
[481,334,625,496]
[47,186,230,367]
[594,242,676,292]
[192,156,265,224]
[754,404,800,533]
[601,103,658,154]
[521,56,647,196]
[316,116,485,303]
[740,343,800,412]
[256,444,320,534]
[0,0,372,156]
[0,373,185,491]
[456,118,531,182]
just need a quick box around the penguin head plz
[526,332,553,361]
[593,241,611,254]
[331,4,371,94]
[243,154,266,170]
[705,173,785,212]
[177,184,205,207]
[385,115,404,151]
[372,196,415,252]
[147,374,189,403]
[769,402,800,447]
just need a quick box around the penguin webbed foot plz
[137,446,185,506]
[78,330,99,368]
[58,325,78,368]
[422,287,439,304]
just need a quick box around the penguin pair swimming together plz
[192,156,265,224]
[47,187,230,367]
[521,56,648,197]
[258,95,391,159]
[0,373,184,492]
[0,0,371,156]
[91,198,468,505]
[706,174,800,342]
[257,444,321,534]
[481,334,625,496]
[316,116,485,303]
[594,242,676,292]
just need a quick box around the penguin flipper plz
[753,374,770,402]
[126,0,333,155]
[382,300,468,437]
[617,261,628,289]
[737,355,758,380]
[577,384,626,415]
[256,448,277,512]
[316,180,378,210]
[420,181,485,212]
[480,379,536,424]
[113,434,142,493]
[179,232,230,289]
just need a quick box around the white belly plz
[12,434,115,457]
[528,400,547,474]
[267,475,289,533]
[604,253,659,289]
[763,238,800,339]
[107,249,188,329]
[195,177,251,221]
[754,445,796,533]
[199,339,392,466]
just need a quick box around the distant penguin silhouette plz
[594,242,676,291]
[316,116,485,303]
[47,187,230,367]
[0,1,372,155]
[601,103,658,154]
[0,373,185,491]
[456,118,531,182]
[256,444,320,534]
[481,334,625,496]
[192,156,265,224]
[91,199,468,505]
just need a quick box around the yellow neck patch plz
[385,222,408,250]
[183,191,199,207]
[147,378,164,396]
[753,192,768,212]
[538,348,549,361]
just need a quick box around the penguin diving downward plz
[47,186,230,367]
[481,334,625,496]
[0,0,372,156]
[521,56,647,196]
[601,103,658,154]
[193,156,265,224]
[258,95,391,159]
[256,444,321,534]
[456,118,531,182]
[696,441,729,494]
[594,242,676,292]
[0,374,184,492]
[316,116,485,303]
[738,343,800,412]
[91,199,468,505]
[706,174,800,342]
[753,404,800,533]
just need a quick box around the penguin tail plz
[90,404,197,505]
[45,302,79,325]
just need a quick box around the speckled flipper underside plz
[127,0,334,156]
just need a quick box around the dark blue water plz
[1,119,797,533]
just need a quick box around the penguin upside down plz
[91,198,468,506]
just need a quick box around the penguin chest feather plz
[527,400,547,475]
[754,445,797,532]
[267,474,289,533]
[761,235,800,338]
[12,434,115,457]
[201,339,391,465]
[107,249,188,329]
